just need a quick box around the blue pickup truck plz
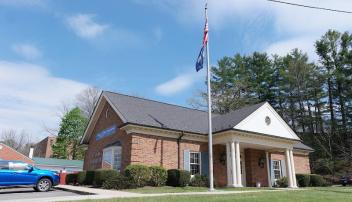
[0,160,60,192]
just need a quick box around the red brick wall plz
[245,149,269,187]
[0,143,34,164]
[130,133,208,170]
[213,144,227,187]
[271,152,311,174]
[83,101,132,171]
[34,136,56,158]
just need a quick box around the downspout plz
[177,131,185,169]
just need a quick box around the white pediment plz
[234,102,300,140]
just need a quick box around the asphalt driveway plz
[0,187,81,201]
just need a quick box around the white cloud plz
[11,43,42,60]
[136,0,352,60]
[155,71,203,96]
[0,61,88,139]
[66,14,108,39]
[265,36,318,61]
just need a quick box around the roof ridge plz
[103,90,208,113]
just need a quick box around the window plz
[9,162,29,171]
[190,152,201,175]
[0,161,9,170]
[272,160,282,180]
[102,146,122,171]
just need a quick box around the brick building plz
[34,136,56,158]
[0,143,34,164]
[81,91,313,188]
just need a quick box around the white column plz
[289,149,297,188]
[230,141,237,187]
[226,142,232,187]
[266,151,272,188]
[285,148,293,188]
[235,141,242,187]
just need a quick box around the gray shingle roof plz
[212,102,266,132]
[104,91,208,134]
[293,142,314,151]
[99,91,313,151]
[104,91,264,134]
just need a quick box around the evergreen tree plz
[52,107,88,160]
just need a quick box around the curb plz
[54,186,95,196]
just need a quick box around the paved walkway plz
[7,185,301,202]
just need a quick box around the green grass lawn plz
[74,187,352,202]
[124,186,273,193]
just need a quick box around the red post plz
[59,172,67,185]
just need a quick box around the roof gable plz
[233,102,300,140]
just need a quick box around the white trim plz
[189,151,201,176]
[234,102,300,140]
[214,130,297,149]
[81,92,129,145]
[121,124,208,142]
[80,93,104,144]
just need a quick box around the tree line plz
[196,30,352,178]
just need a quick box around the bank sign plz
[96,125,117,141]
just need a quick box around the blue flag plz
[196,46,204,72]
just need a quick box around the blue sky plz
[0,0,351,140]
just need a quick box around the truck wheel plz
[36,178,52,192]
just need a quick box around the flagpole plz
[205,3,214,192]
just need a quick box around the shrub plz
[296,174,310,187]
[310,174,327,187]
[124,164,151,187]
[77,171,86,185]
[167,169,179,187]
[167,169,190,187]
[276,177,288,188]
[149,166,167,187]
[66,173,78,185]
[102,174,137,190]
[94,169,120,187]
[85,170,95,185]
[178,170,191,187]
[189,174,208,187]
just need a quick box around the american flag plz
[195,16,208,72]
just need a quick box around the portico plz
[214,129,299,188]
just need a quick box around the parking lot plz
[0,187,82,201]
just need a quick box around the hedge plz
[94,169,120,187]
[103,174,137,190]
[310,174,327,187]
[149,166,167,187]
[167,169,190,187]
[125,164,151,187]
[276,177,288,188]
[296,174,310,187]
[85,170,95,185]
[77,171,87,185]
[189,174,208,187]
[66,173,78,185]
